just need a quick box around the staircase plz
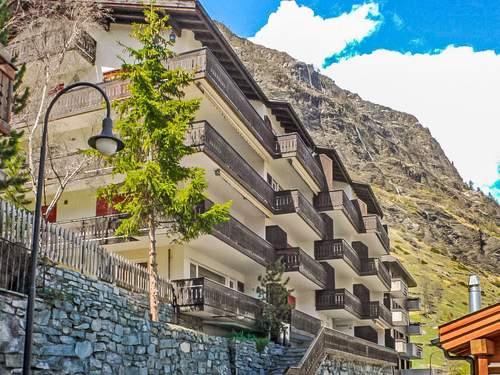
[269,346,307,375]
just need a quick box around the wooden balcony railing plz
[276,133,326,190]
[360,258,392,289]
[286,326,399,374]
[274,190,330,239]
[13,79,130,126]
[314,239,361,273]
[289,309,322,337]
[407,343,423,359]
[391,277,409,298]
[363,215,390,251]
[57,213,130,244]
[6,26,96,66]
[0,199,174,301]
[406,297,421,311]
[407,322,422,336]
[187,121,275,211]
[314,190,364,233]
[173,277,263,321]
[315,289,363,318]
[363,301,393,326]
[14,47,278,159]
[166,48,277,156]
[275,248,328,289]
[196,200,274,267]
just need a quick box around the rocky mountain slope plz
[218,24,500,370]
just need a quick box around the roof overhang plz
[352,181,384,218]
[438,303,500,355]
[316,147,352,185]
[97,0,267,101]
[380,255,417,287]
[268,100,315,148]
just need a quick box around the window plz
[137,262,148,269]
[96,196,124,216]
[190,262,244,292]
[267,173,282,192]
[237,281,245,293]
[42,205,57,223]
[198,265,226,285]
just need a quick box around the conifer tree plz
[100,5,231,321]
[256,259,294,342]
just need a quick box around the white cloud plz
[323,46,500,191]
[249,1,381,68]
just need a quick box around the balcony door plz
[189,262,244,293]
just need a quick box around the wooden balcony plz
[395,339,407,354]
[57,213,132,244]
[360,258,391,291]
[314,239,361,276]
[391,277,409,298]
[406,297,421,311]
[13,47,278,160]
[289,309,322,339]
[173,277,263,329]
[0,59,14,135]
[275,248,329,290]
[276,133,327,192]
[59,201,274,268]
[362,301,393,328]
[196,200,274,267]
[315,289,363,319]
[13,79,130,126]
[187,121,275,211]
[391,307,410,327]
[274,190,331,240]
[314,190,364,234]
[166,48,277,157]
[407,322,422,336]
[363,215,390,253]
[6,25,96,66]
[406,342,423,359]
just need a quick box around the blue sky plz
[200,0,500,201]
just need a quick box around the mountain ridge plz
[217,22,500,370]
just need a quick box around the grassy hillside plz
[381,186,500,373]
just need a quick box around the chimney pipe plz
[468,275,481,313]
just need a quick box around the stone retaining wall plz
[316,355,394,375]
[229,340,284,374]
[0,265,231,374]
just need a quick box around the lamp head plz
[88,117,124,156]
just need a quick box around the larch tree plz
[256,258,294,342]
[100,6,231,321]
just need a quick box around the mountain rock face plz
[218,24,499,272]
[218,24,499,367]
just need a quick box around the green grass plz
[388,229,500,373]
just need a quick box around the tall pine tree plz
[100,5,231,321]
[256,259,294,342]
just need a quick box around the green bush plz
[230,331,270,353]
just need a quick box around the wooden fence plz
[0,199,174,302]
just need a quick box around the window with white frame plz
[189,261,244,292]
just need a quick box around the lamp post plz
[429,349,440,375]
[22,81,124,375]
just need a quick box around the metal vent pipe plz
[468,274,481,313]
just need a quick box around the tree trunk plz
[148,216,160,322]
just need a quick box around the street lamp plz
[429,349,440,375]
[22,81,124,374]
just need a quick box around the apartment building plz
[7,0,422,369]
